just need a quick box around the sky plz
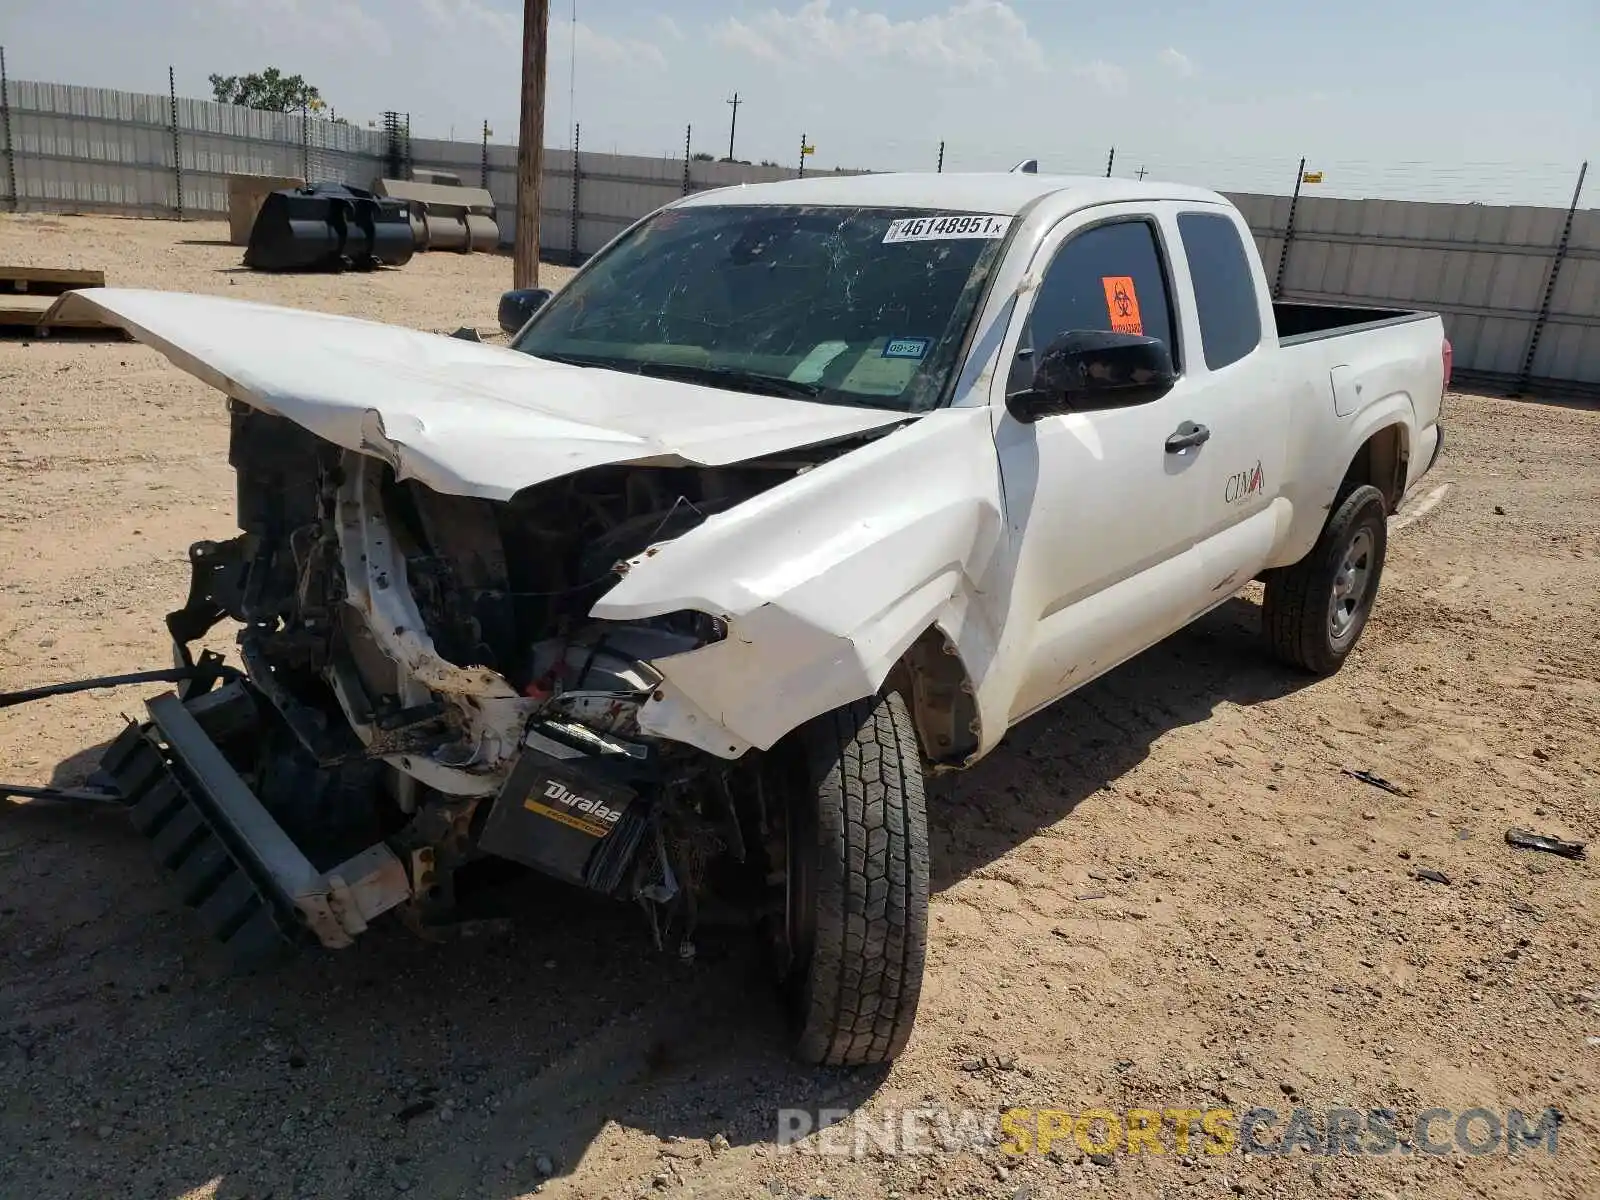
[7,0,1597,204]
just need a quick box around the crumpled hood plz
[50,288,913,500]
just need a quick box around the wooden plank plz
[0,295,54,326]
[0,294,115,330]
[0,265,108,294]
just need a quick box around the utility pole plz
[514,0,550,288]
[1135,165,1147,181]
[1105,146,1115,177]
[937,141,945,173]
[725,92,741,161]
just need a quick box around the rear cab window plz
[1176,211,1263,370]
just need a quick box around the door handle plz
[1165,421,1211,453]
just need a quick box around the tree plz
[209,67,325,113]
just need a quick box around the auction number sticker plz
[883,214,1012,244]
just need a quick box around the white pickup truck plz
[57,171,1448,1068]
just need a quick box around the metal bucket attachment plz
[464,212,500,252]
[422,209,470,253]
[244,184,416,272]
[372,178,498,253]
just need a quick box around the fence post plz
[569,124,581,263]
[168,66,183,219]
[1272,156,1307,301]
[382,112,401,179]
[1,47,15,212]
[682,124,691,196]
[1514,160,1588,396]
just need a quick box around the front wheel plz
[1262,483,1389,675]
[763,690,930,1067]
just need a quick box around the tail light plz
[1441,338,1453,394]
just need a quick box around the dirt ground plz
[1,214,1596,1200]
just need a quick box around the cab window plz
[1177,210,1262,370]
[1022,218,1179,375]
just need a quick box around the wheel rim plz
[1328,525,1375,644]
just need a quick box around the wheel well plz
[1341,425,1408,512]
[888,627,980,769]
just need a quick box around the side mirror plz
[498,287,552,334]
[1006,330,1177,422]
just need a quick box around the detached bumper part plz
[99,685,412,964]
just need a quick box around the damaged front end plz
[111,400,823,964]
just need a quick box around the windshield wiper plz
[530,350,631,370]
[629,361,823,399]
[528,351,824,400]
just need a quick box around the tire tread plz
[792,692,929,1067]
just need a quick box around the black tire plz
[778,690,930,1067]
[1263,483,1388,675]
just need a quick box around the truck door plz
[1162,207,1291,589]
[990,206,1215,724]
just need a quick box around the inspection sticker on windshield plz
[883,215,1011,244]
[882,337,930,360]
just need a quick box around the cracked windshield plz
[511,204,1011,411]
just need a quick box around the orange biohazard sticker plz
[1101,275,1144,335]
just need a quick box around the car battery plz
[476,743,651,895]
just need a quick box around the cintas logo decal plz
[1225,461,1265,504]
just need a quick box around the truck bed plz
[1273,300,1436,347]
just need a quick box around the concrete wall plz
[0,79,855,257]
[3,78,1594,392]
[1230,192,1598,391]
[399,138,861,264]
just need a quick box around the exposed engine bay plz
[148,399,870,954]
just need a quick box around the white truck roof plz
[674,171,1231,216]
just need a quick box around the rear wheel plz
[1263,483,1388,675]
[762,690,930,1067]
